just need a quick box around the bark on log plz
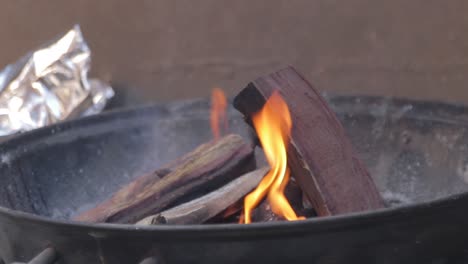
[233,66,384,216]
[74,134,255,223]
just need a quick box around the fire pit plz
[1,94,468,263]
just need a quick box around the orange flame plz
[242,91,304,223]
[210,88,228,140]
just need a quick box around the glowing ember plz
[242,91,305,223]
[210,88,228,140]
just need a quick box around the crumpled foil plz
[0,25,114,136]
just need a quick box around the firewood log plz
[234,66,384,216]
[74,134,255,223]
[137,167,269,225]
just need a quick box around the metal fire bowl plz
[1,95,468,264]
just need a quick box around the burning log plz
[252,199,281,222]
[136,167,269,225]
[251,179,308,222]
[234,66,384,216]
[74,134,255,223]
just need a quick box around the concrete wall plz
[1,0,468,105]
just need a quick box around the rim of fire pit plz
[0,94,468,240]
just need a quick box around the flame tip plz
[210,88,228,140]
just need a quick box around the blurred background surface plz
[1,0,468,106]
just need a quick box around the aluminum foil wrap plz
[0,25,114,136]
